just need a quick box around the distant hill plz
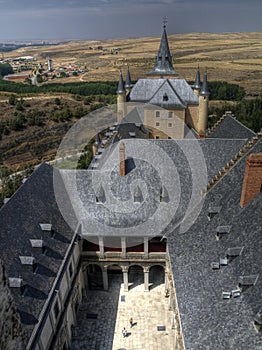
[5,32,262,96]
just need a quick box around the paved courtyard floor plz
[71,274,175,350]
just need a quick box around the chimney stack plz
[119,141,126,176]
[240,153,262,208]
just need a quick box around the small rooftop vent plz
[160,186,169,203]
[231,289,241,298]
[222,291,231,300]
[30,239,44,248]
[238,274,258,289]
[39,223,52,232]
[96,185,106,204]
[254,309,262,332]
[9,277,23,288]
[211,262,220,270]
[216,225,231,240]
[19,256,35,265]
[208,205,221,220]
[133,186,143,203]
[226,247,243,261]
[220,257,228,266]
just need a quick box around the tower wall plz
[117,93,126,122]
[198,95,209,133]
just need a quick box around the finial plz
[163,16,168,29]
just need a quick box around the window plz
[163,93,168,102]
[156,122,160,127]
[156,136,160,139]
[168,123,172,128]
[69,263,73,277]
[156,111,160,118]
[168,111,173,118]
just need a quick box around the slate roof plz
[148,24,178,76]
[210,115,256,140]
[168,139,262,349]
[0,164,77,342]
[58,138,247,239]
[129,78,199,107]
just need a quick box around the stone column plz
[102,267,108,291]
[121,237,126,258]
[122,266,129,292]
[98,237,104,258]
[144,266,150,292]
[165,270,169,291]
[144,237,149,259]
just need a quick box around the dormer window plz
[208,206,221,220]
[216,225,231,240]
[163,93,168,102]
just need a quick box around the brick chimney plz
[119,141,126,176]
[240,153,262,208]
[198,130,205,139]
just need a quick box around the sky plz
[0,0,261,41]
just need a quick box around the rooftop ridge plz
[203,130,262,193]
[206,114,228,137]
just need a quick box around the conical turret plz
[116,70,125,94]
[200,71,210,96]
[192,65,201,96]
[125,66,132,93]
[117,70,126,121]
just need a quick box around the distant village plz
[0,54,87,84]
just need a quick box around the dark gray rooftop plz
[129,78,199,107]
[209,115,256,140]
[0,164,77,342]
[168,139,262,349]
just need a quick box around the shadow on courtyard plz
[71,274,122,350]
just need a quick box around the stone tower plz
[116,70,126,122]
[198,71,210,135]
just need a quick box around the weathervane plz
[163,16,168,28]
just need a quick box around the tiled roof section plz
[129,78,199,106]
[148,25,178,76]
[209,115,256,140]
[60,138,246,237]
[148,80,186,108]
[0,163,77,342]
[168,139,262,349]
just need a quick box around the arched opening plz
[149,265,165,290]
[128,265,144,290]
[107,264,122,289]
[87,264,103,290]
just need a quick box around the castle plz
[0,23,261,350]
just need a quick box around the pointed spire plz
[125,66,132,89]
[192,65,201,90]
[93,133,100,146]
[200,70,210,96]
[148,19,178,76]
[116,70,125,94]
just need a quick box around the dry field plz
[7,32,262,96]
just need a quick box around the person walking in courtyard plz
[129,317,133,328]
[122,327,127,338]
